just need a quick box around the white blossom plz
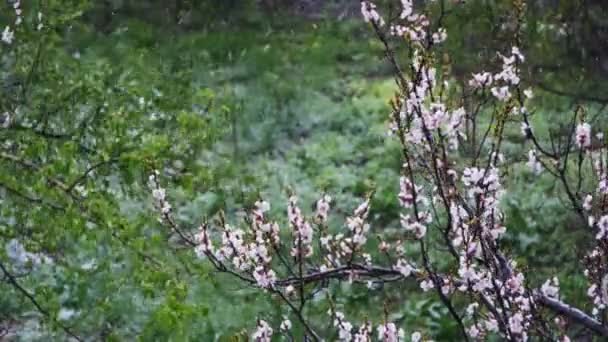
[361,1,385,26]
[252,320,273,342]
[541,277,560,298]
[280,317,292,332]
[376,322,404,342]
[2,26,14,44]
[575,122,592,148]
[526,149,542,175]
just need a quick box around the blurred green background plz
[1,0,607,340]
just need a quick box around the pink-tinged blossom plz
[288,195,314,257]
[354,321,372,342]
[394,258,414,277]
[432,27,447,44]
[315,194,332,223]
[401,214,427,238]
[400,0,413,19]
[491,86,511,101]
[505,273,526,295]
[541,277,560,298]
[379,240,390,252]
[194,224,214,258]
[333,311,353,341]
[399,176,425,208]
[253,265,276,289]
[361,1,385,26]
[575,122,592,148]
[376,322,404,342]
[467,325,481,338]
[462,167,484,187]
[252,199,281,244]
[346,216,370,247]
[508,312,525,335]
[462,167,501,200]
[420,279,434,292]
[469,72,493,89]
[252,320,273,342]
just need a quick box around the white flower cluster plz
[377,322,404,342]
[252,319,273,342]
[5,239,52,269]
[288,195,314,258]
[361,1,384,26]
[346,199,371,249]
[469,46,525,102]
[333,311,354,341]
[526,149,542,175]
[318,198,373,271]
[147,170,172,216]
[331,311,406,342]
[389,1,431,43]
[315,194,332,223]
[540,277,560,298]
[575,122,591,149]
[2,1,22,45]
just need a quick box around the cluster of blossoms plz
[568,121,608,320]
[2,1,21,44]
[386,0,446,44]
[469,46,525,103]
[394,49,465,152]
[218,201,279,288]
[575,122,592,149]
[288,195,314,258]
[333,311,355,341]
[5,238,52,270]
[584,247,608,317]
[252,319,273,342]
[147,171,172,215]
[361,1,384,27]
[331,310,427,342]
[2,2,44,45]
[541,277,560,298]
[580,129,608,317]
[332,311,405,342]
[377,322,404,342]
[315,194,332,223]
[319,197,373,272]
[398,176,430,240]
